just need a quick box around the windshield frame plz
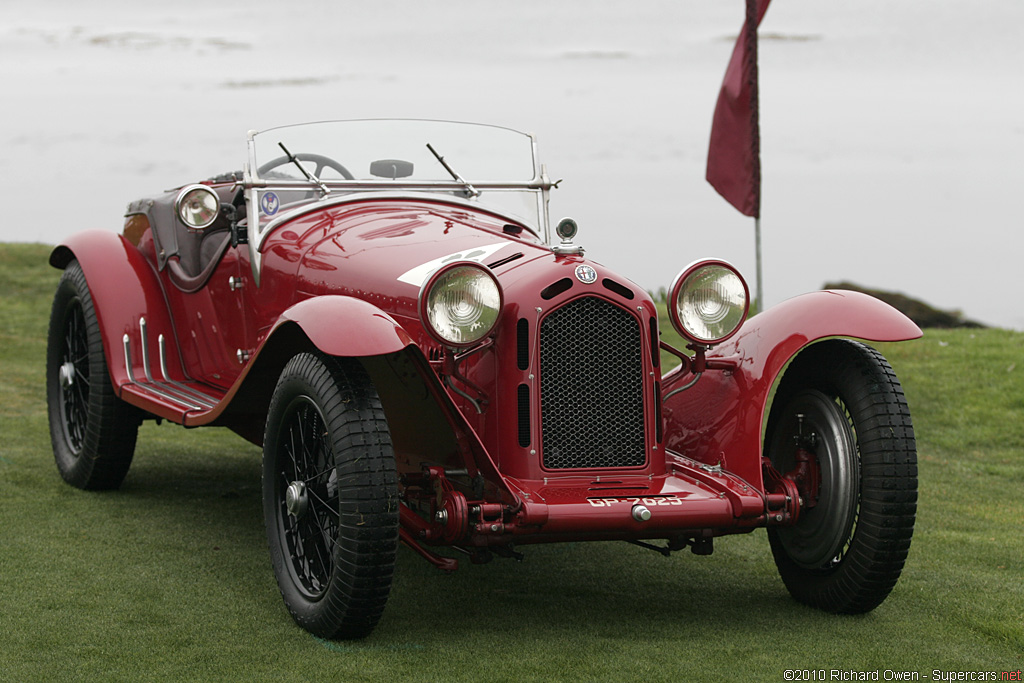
[242,119,555,284]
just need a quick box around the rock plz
[822,282,986,329]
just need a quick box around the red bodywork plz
[51,189,920,568]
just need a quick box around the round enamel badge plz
[575,264,597,284]
[260,191,280,216]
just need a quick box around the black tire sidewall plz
[263,363,327,625]
[262,352,398,639]
[47,268,86,477]
[766,339,917,613]
[46,261,137,489]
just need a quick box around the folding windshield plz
[249,119,538,183]
[243,119,554,285]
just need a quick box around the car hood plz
[261,197,554,317]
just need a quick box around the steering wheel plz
[258,152,355,180]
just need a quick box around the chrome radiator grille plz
[539,296,646,469]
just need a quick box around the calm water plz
[2,0,1021,329]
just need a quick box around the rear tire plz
[765,340,917,613]
[263,352,399,639]
[46,260,140,490]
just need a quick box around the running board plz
[122,317,220,413]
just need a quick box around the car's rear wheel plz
[263,352,399,639]
[46,260,140,490]
[765,339,917,613]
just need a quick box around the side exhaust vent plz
[601,278,634,300]
[649,316,660,368]
[654,381,662,444]
[517,318,529,370]
[540,278,573,300]
[517,383,531,447]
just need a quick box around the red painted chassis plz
[49,208,921,544]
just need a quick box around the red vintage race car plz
[46,119,919,639]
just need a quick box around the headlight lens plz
[175,185,220,230]
[420,263,502,347]
[669,260,749,344]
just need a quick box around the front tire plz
[46,260,140,490]
[765,340,917,613]
[263,353,399,639]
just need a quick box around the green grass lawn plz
[1,243,1021,681]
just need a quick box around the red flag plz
[707,0,772,218]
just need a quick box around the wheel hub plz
[285,481,308,518]
[59,361,76,389]
[772,390,858,569]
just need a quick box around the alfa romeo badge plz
[574,264,597,284]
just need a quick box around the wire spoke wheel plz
[276,397,339,598]
[765,340,917,614]
[57,298,91,453]
[46,260,139,490]
[263,352,398,639]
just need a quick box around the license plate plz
[586,495,681,508]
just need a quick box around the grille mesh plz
[539,297,646,469]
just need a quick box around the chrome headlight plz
[420,262,503,347]
[175,185,220,230]
[669,259,749,345]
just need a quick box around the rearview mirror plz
[370,159,414,179]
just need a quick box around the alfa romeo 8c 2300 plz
[46,119,919,638]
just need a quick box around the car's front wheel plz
[765,339,917,613]
[46,260,140,490]
[263,352,399,639]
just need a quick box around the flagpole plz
[705,0,771,315]
[754,216,763,314]
[749,0,763,315]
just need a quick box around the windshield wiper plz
[277,142,331,197]
[426,143,479,198]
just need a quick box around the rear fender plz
[50,230,173,392]
[661,290,921,489]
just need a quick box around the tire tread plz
[767,340,917,614]
[47,261,139,490]
[263,352,398,639]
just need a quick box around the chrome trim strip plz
[123,330,206,411]
[250,178,549,191]
[140,317,153,383]
[134,378,204,411]
[131,380,204,412]
[244,129,262,287]
[123,334,135,383]
[157,334,217,408]
[142,323,215,407]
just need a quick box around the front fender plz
[277,295,416,357]
[211,296,519,507]
[50,230,172,392]
[186,296,415,434]
[269,296,513,499]
[661,290,921,490]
